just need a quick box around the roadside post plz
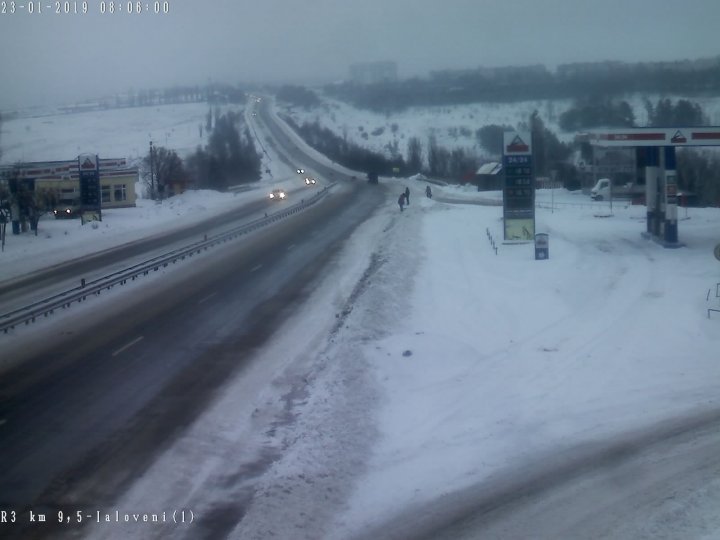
[535,233,549,260]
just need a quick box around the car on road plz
[53,204,80,219]
[269,188,287,201]
[304,176,317,186]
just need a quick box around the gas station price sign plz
[502,132,534,241]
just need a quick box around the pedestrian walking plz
[405,186,410,206]
[398,193,406,212]
[425,185,432,198]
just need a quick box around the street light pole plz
[149,140,155,200]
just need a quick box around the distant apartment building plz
[0,158,138,209]
[349,61,398,85]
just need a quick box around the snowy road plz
[0,167,386,540]
[1,99,718,540]
[351,409,720,539]
[0,196,281,313]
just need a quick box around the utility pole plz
[149,141,155,200]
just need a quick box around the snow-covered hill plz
[3,93,720,170]
[279,92,720,162]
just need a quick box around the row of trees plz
[142,110,262,194]
[284,108,584,188]
[283,116,486,181]
[677,150,720,207]
[558,97,709,131]
[85,84,249,111]
[646,98,708,126]
[559,99,636,131]
[282,116,403,176]
[275,85,321,109]
[0,169,59,237]
[326,57,720,112]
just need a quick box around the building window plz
[113,184,127,202]
[102,185,111,203]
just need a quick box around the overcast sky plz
[0,0,719,109]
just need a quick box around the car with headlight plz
[53,202,80,219]
[269,188,287,200]
[304,176,317,186]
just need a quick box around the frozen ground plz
[222,186,720,539]
[15,182,714,540]
[2,102,720,538]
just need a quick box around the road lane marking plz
[112,336,144,357]
[250,264,263,273]
[198,292,217,305]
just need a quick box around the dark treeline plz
[275,85,321,109]
[185,111,262,190]
[677,150,720,207]
[141,110,262,194]
[325,57,720,112]
[283,116,488,183]
[281,115,404,176]
[645,98,708,126]
[86,84,249,110]
[558,97,709,130]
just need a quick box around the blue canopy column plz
[640,145,679,246]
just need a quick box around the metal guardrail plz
[0,186,333,334]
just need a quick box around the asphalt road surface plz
[0,107,386,539]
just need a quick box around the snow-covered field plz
[222,185,720,538]
[0,102,244,163]
[2,102,720,538]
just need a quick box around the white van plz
[590,178,612,200]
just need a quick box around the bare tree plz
[143,146,189,198]
[407,137,423,174]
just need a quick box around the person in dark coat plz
[405,186,410,206]
[398,193,406,212]
[425,185,432,198]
